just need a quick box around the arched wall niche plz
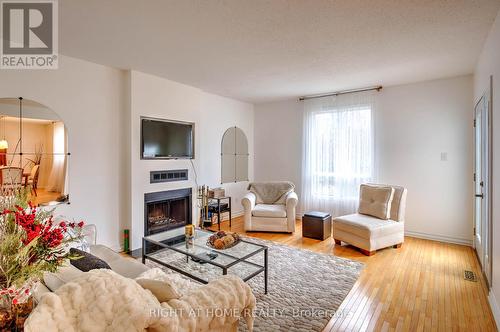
[0,97,70,206]
[221,126,249,183]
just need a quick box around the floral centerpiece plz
[0,190,84,330]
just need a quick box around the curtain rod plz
[298,85,383,101]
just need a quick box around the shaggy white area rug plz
[146,237,363,332]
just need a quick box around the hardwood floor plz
[209,217,497,332]
[29,188,61,205]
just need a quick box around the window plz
[302,92,375,216]
[311,107,372,197]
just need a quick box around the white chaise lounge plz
[333,184,407,256]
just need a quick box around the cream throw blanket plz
[25,269,255,332]
[247,182,295,204]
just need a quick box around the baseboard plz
[220,210,244,221]
[111,244,123,252]
[233,210,244,218]
[489,291,500,329]
[208,210,244,224]
[405,230,472,246]
[295,215,471,246]
[130,248,142,258]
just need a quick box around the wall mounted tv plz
[141,117,194,159]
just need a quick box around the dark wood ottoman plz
[302,211,332,240]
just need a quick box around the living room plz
[0,1,500,331]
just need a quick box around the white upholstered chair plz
[333,184,407,256]
[242,182,298,233]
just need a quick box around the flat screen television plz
[141,117,194,159]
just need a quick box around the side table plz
[302,211,332,240]
[207,196,232,231]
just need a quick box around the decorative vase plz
[0,295,34,331]
[185,224,195,249]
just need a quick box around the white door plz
[474,81,492,286]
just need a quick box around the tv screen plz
[141,118,194,159]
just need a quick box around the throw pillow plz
[358,184,395,220]
[135,278,181,302]
[69,248,111,272]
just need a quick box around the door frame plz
[473,75,493,287]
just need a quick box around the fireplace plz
[144,188,192,236]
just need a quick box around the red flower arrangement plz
[0,197,85,310]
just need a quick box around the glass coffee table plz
[142,228,269,294]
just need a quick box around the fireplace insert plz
[144,188,192,236]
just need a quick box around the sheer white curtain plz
[47,121,66,193]
[301,91,376,217]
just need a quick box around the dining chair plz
[0,167,23,196]
[27,164,40,196]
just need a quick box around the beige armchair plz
[333,184,407,256]
[242,182,298,233]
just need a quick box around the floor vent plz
[464,270,478,282]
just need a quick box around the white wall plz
[3,119,46,167]
[376,76,472,244]
[129,71,254,249]
[0,56,253,251]
[198,92,254,215]
[3,119,46,156]
[0,55,127,250]
[474,9,500,325]
[254,75,473,244]
[254,100,303,197]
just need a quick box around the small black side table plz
[302,211,332,240]
[207,196,232,231]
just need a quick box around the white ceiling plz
[60,0,500,103]
[0,98,61,121]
